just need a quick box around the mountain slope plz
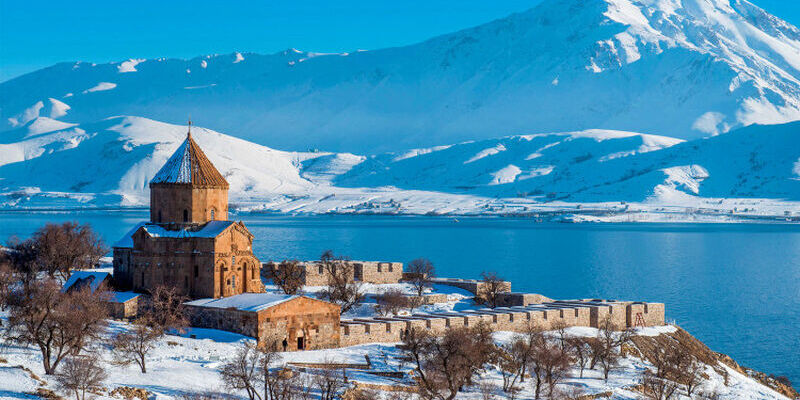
[2,0,800,153]
[0,116,324,207]
[335,122,800,203]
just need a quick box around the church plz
[112,129,264,299]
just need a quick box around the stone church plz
[113,130,264,299]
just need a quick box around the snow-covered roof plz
[186,293,298,312]
[113,221,147,248]
[110,291,140,303]
[142,220,234,239]
[62,271,111,294]
[150,132,229,187]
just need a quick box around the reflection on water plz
[1,211,798,382]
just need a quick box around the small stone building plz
[264,260,403,286]
[185,293,341,350]
[113,130,263,299]
[61,271,140,319]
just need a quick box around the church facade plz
[113,131,263,299]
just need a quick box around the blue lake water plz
[1,211,798,383]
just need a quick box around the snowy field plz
[0,319,789,400]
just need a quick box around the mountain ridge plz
[3,0,800,153]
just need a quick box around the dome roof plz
[150,132,229,188]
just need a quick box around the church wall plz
[192,187,228,222]
[212,225,263,298]
[256,297,341,351]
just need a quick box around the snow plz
[233,52,244,63]
[110,291,140,303]
[82,82,117,93]
[186,293,297,312]
[113,221,147,248]
[117,59,145,73]
[0,315,789,400]
[150,138,193,184]
[142,221,233,239]
[61,271,110,293]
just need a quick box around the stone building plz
[264,260,403,286]
[186,293,341,350]
[112,130,263,299]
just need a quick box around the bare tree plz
[4,236,41,287]
[221,342,263,400]
[401,323,495,400]
[4,278,108,374]
[55,354,107,400]
[641,370,680,400]
[406,258,435,297]
[493,340,526,398]
[0,260,15,309]
[566,337,590,378]
[109,318,162,373]
[317,251,364,313]
[375,288,409,316]
[527,337,570,399]
[146,285,189,331]
[478,272,507,308]
[10,222,106,282]
[313,368,346,400]
[594,316,632,381]
[271,260,305,295]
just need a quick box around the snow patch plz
[117,58,145,73]
[465,143,507,164]
[233,52,244,63]
[489,164,522,185]
[693,111,730,135]
[82,82,117,93]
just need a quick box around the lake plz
[1,211,798,383]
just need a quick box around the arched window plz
[210,208,216,220]
[183,209,189,222]
[158,210,162,223]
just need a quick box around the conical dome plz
[150,132,229,188]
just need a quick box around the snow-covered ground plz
[0,319,789,400]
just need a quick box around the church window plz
[194,265,199,277]
[251,267,255,279]
[210,209,216,220]
[232,276,237,289]
[183,209,189,222]
[158,210,162,223]
[232,256,236,265]
[184,276,188,288]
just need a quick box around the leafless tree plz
[493,340,526,398]
[593,316,632,380]
[271,260,305,295]
[313,367,346,400]
[401,323,495,400]
[55,354,107,400]
[9,222,106,282]
[478,272,506,308]
[641,370,680,400]
[145,285,189,332]
[4,278,108,374]
[221,342,263,400]
[317,251,364,313]
[109,318,162,373]
[527,338,570,399]
[551,320,569,352]
[375,288,409,316]
[406,258,435,297]
[0,260,15,309]
[4,236,41,287]
[566,337,590,378]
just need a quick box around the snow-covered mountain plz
[2,116,800,217]
[3,0,800,153]
[337,122,800,203]
[0,116,345,207]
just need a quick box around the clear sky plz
[1,0,799,83]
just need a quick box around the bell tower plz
[149,123,229,225]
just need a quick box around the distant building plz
[112,130,263,299]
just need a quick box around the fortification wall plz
[263,260,403,286]
[338,300,666,347]
[429,278,512,296]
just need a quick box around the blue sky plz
[1,0,799,83]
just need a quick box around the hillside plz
[3,0,800,153]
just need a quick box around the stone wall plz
[429,278,512,296]
[338,300,666,347]
[150,185,228,224]
[264,260,403,287]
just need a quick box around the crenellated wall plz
[338,299,666,347]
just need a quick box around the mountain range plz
[1,0,800,217]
